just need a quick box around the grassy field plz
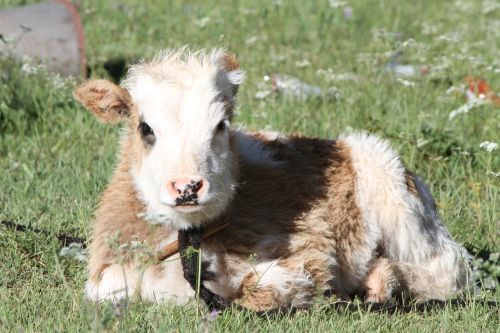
[0,0,499,331]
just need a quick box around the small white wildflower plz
[295,59,311,68]
[51,74,67,89]
[372,29,402,42]
[356,52,376,64]
[386,64,416,77]
[417,138,430,147]
[270,54,286,63]
[316,68,358,82]
[488,171,500,178]
[21,62,47,76]
[431,56,452,73]
[272,74,322,99]
[396,77,416,87]
[316,68,334,80]
[21,63,38,75]
[486,65,500,74]
[421,22,438,35]
[329,0,348,8]
[195,17,210,28]
[255,90,272,99]
[255,76,273,99]
[245,36,260,45]
[334,73,357,81]
[449,98,488,119]
[240,8,257,15]
[479,141,499,152]
[436,32,461,43]
[453,53,487,67]
[399,38,417,49]
[446,85,466,95]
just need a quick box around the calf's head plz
[75,49,245,229]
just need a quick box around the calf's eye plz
[138,122,155,145]
[216,120,227,132]
[139,121,154,137]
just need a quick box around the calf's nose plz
[166,177,208,205]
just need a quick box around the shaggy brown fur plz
[87,157,173,284]
[74,80,132,124]
[404,170,420,198]
[222,52,240,72]
[195,136,363,309]
[77,50,468,311]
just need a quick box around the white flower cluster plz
[21,62,46,75]
[328,0,348,8]
[449,98,488,119]
[479,141,499,152]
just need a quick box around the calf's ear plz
[74,79,132,124]
[221,52,245,95]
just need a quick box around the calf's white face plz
[127,70,239,228]
[75,49,245,229]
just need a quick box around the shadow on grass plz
[87,57,130,83]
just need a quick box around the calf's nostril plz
[191,180,203,193]
[171,182,182,194]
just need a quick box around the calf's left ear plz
[221,52,245,94]
[74,79,132,124]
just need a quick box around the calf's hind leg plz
[362,258,401,303]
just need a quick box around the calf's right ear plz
[74,79,132,124]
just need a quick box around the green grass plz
[0,0,499,331]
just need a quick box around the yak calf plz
[75,48,469,311]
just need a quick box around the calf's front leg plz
[233,260,316,312]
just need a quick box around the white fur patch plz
[140,254,195,304]
[340,132,469,297]
[85,264,139,302]
[341,132,434,262]
[252,260,314,307]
